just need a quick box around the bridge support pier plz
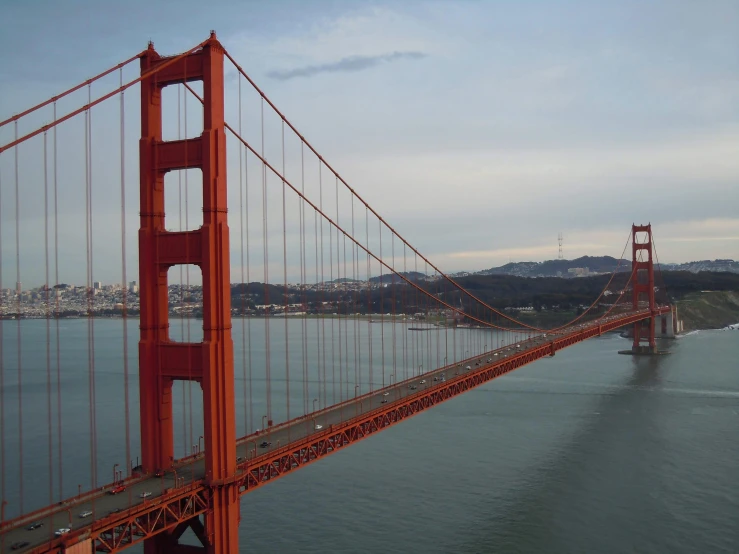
[139,32,239,553]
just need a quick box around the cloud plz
[266,51,427,81]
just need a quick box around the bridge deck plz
[0,308,668,553]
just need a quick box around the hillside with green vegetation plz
[676,291,739,330]
[228,270,739,331]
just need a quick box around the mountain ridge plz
[449,257,738,279]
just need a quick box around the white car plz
[55,527,71,536]
[314,424,323,430]
[382,392,389,396]
[140,491,152,498]
[79,510,93,518]
[420,380,426,384]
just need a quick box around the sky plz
[0,0,737,287]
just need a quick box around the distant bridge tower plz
[631,224,656,353]
[139,32,238,553]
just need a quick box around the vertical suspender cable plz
[319,164,326,409]
[120,69,131,477]
[328,178,335,406]
[343,207,351,403]
[379,221,385,387]
[343,231,350,403]
[424,260,429,371]
[44,131,53,505]
[85,87,98,490]
[365,206,372,392]
[15,120,24,513]
[238,75,249,437]
[300,144,308,417]
[435,268,440,369]
[314,207,320,411]
[331,179,344,406]
[90,85,99,490]
[413,252,418,376]
[391,234,397,388]
[53,101,63,500]
[351,196,359,397]
[245,136,253,435]
[281,120,290,434]
[261,97,272,427]
[402,243,408,380]
[84,97,92,488]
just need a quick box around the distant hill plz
[661,259,739,274]
[472,256,627,278]
[452,257,738,278]
[368,271,426,284]
[325,278,359,284]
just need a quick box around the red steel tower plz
[139,32,238,553]
[631,223,656,353]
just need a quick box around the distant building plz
[94,281,102,290]
[129,281,138,293]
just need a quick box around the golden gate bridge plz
[0,32,674,553]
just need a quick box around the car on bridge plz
[109,484,126,495]
[259,441,271,448]
[11,541,30,550]
[79,510,93,518]
[55,527,71,536]
[140,491,152,498]
[26,521,43,530]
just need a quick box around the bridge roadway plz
[1,309,661,553]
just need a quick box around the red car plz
[109,484,126,495]
[154,469,165,477]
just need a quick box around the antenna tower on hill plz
[558,232,564,260]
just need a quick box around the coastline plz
[2,312,737,333]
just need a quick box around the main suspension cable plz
[219,49,633,334]
[1,39,210,153]
[0,53,141,128]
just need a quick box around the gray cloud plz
[267,51,427,81]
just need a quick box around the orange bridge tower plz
[139,32,239,553]
[631,223,657,354]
